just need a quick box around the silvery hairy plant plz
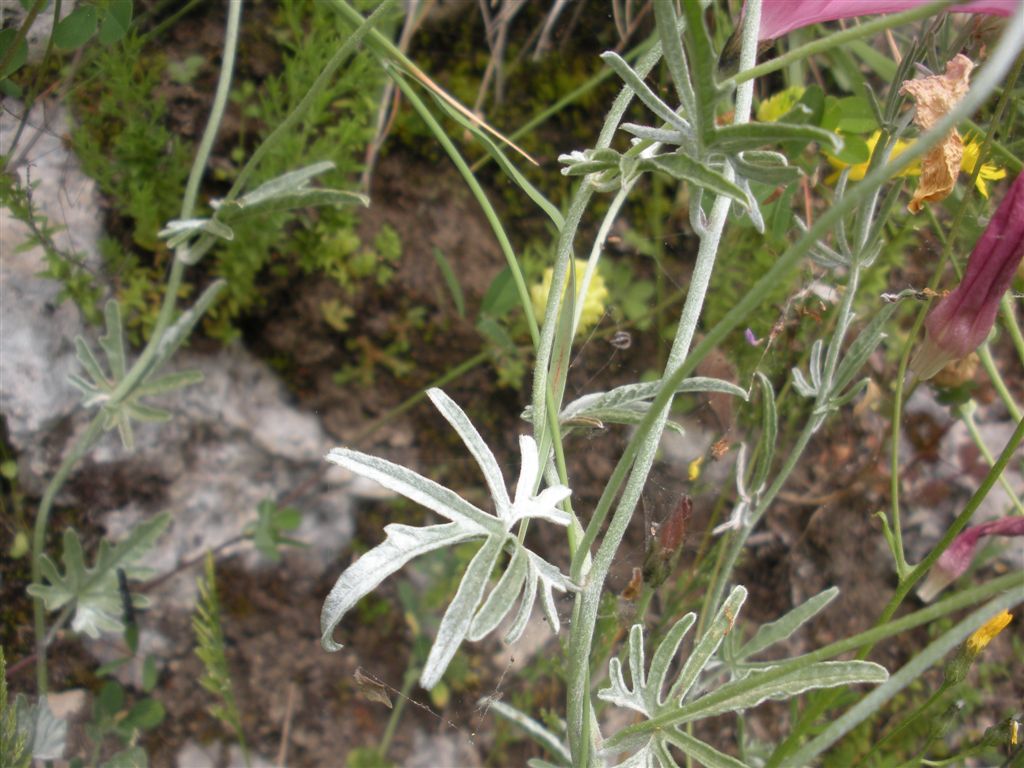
[316,0,1024,765]
[321,388,577,690]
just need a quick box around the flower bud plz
[918,516,1024,602]
[911,173,1024,380]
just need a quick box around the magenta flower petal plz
[755,0,1016,40]
[918,516,1024,601]
[911,172,1024,380]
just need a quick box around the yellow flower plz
[966,609,1013,655]
[531,259,609,335]
[756,86,806,123]
[960,137,1007,198]
[826,130,919,183]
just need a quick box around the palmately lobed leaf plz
[27,514,171,639]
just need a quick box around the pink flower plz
[918,516,1024,601]
[911,172,1024,380]
[756,0,1016,40]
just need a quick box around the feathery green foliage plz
[193,554,248,765]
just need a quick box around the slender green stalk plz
[885,415,1024,620]
[977,344,1023,421]
[388,72,539,349]
[955,401,1024,514]
[999,292,1024,366]
[565,1,764,761]
[30,417,105,692]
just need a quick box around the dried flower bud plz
[642,495,691,589]
[900,55,973,213]
[931,352,979,388]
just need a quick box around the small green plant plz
[193,553,248,765]
[244,498,304,563]
[71,32,193,254]
[0,648,31,768]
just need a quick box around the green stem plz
[980,344,1024,421]
[349,351,490,446]
[955,401,1024,515]
[780,589,1023,767]
[30,416,105,692]
[378,661,418,757]
[999,292,1024,367]
[566,2,764,761]
[889,414,1024,615]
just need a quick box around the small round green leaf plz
[98,0,133,45]
[54,6,98,50]
[0,28,28,79]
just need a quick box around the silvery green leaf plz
[326,449,503,534]
[674,661,888,723]
[732,150,803,186]
[831,302,899,396]
[488,700,572,767]
[620,123,691,145]
[321,522,478,654]
[158,217,234,248]
[668,587,747,704]
[662,730,749,768]
[133,369,204,398]
[428,388,511,521]
[677,0,721,144]
[559,406,686,437]
[636,154,748,209]
[423,534,506,689]
[737,587,839,661]
[750,373,777,494]
[122,401,172,423]
[736,175,765,234]
[711,123,843,154]
[224,160,336,208]
[829,378,869,410]
[152,280,227,371]
[791,367,816,398]
[809,339,824,392]
[600,52,692,135]
[652,0,698,130]
[561,377,747,423]
[216,188,368,220]
[559,148,622,176]
[15,694,66,761]
[322,391,575,688]
[468,545,528,641]
[99,300,127,381]
[600,624,652,715]
[73,336,109,390]
[26,514,171,639]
